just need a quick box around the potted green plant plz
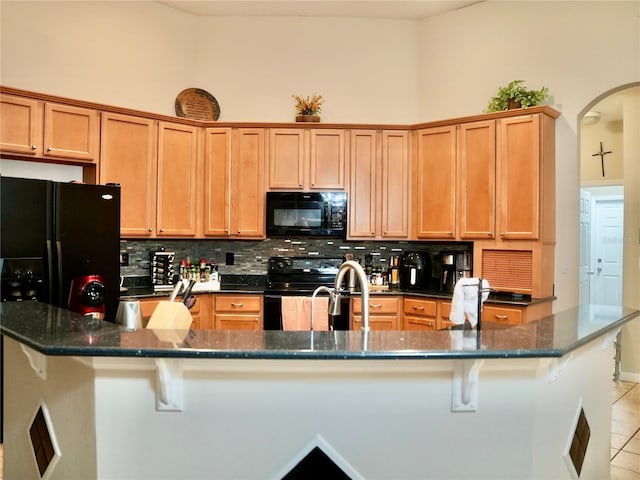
[485,80,549,112]
[292,94,324,122]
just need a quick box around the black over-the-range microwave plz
[266,192,348,237]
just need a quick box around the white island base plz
[3,332,617,480]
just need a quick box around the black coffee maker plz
[400,252,431,290]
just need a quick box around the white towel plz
[449,278,490,327]
[281,297,329,331]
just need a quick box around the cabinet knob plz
[159,229,164,233]
[494,314,508,320]
[370,303,382,308]
[31,145,37,150]
[148,228,153,232]
[231,303,244,307]
[47,147,52,152]
[413,305,424,311]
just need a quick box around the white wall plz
[0,1,420,123]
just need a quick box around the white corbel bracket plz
[451,359,484,412]
[155,358,184,412]
[548,353,573,383]
[21,345,47,380]
[600,327,621,350]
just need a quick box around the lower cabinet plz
[403,297,438,331]
[214,294,263,330]
[351,295,401,331]
[137,293,213,329]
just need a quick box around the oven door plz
[263,292,350,330]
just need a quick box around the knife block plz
[146,301,193,330]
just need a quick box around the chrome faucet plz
[334,260,370,332]
[310,260,370,332]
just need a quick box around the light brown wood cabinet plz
[156,121,200,237]
[412,125,457,239]
[267,128,346,190]
[214,294,263,330]
[100,112,158,237]
[100,114,200,238]
[203,128,266,238]
[349,130,410,239]
[497,113,554,241]
[351,295,401,330]
[138,294,213,330]
[203,128,232,236]
[0,94,99,163]
[403,297,438,330]
[457,120,496,239]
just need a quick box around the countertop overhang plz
[1,301,637,360]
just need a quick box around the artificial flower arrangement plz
[292,94,324,116]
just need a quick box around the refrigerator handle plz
[46,240,55,304]
[56,240,64,307]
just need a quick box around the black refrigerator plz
[0,176,121,320]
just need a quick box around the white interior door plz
[579,189,591,304]
[590,196,624,306]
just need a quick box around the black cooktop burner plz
[266,256,343,293]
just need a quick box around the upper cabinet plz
[203,128,232,237]
[205,128,266,239]
[457,120,496,239]
[156,122,200,237]
[412,126,457,239]
[231,128,266,238]
[100,112,157,237]
[0,93,99,163]
[100,114,200,238]
[267,128,346,190]
[497,113,555,241]
[349,129,410,239]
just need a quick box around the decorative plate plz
[175,88,220,121]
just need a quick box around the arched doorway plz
[578,82,640,306]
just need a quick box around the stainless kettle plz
[115,299,143,331]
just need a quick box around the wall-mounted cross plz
[592,141,612,177]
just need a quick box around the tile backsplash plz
[120,237,472,281]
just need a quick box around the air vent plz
[481,249,533,293]
[29,403,60,479]
[568,407,590,476]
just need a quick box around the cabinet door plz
[156,122,199,237]
[497,115,540,239]
[381,130,410,238]
[458,120,495,239]
[43,103,99,162]
[230,128,265,238]
[0,94,42,155]
[100,112,157,237]
[203,128,231,236]
[268,128,304,189]
[352,315,398,331]
[413,126,456,239]
[348,130,377,238]
[309,129,345,189]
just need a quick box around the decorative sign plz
[175,88,220,121]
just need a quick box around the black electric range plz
[263,256,349,330]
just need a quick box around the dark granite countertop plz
[121,284,552,307]
[1,301,637,360]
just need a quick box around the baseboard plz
[618,371,640,383]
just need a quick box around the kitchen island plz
[2,301,638,480]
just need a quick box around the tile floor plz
[611,381,640,479]
[0,381,637,479]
